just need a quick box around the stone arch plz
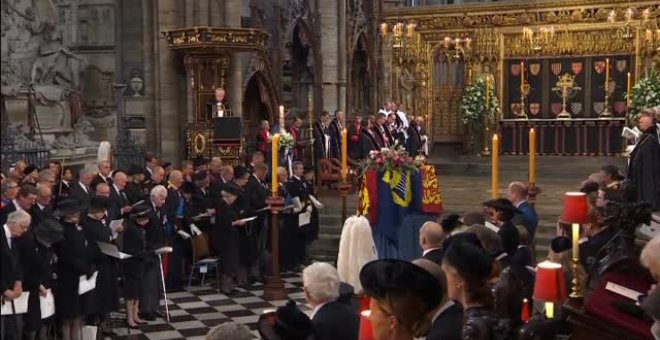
[348,33,371,116]
[242,69,280,152]
[281,17,323,117]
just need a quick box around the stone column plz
[142,0,156,150]
[319,0,338,113]
[153,0,183,163]
[337,0,347,114]
[226,0,242,117]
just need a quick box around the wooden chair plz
[187,232,221,290]
[316,158,342,191]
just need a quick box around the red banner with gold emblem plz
[358,170,379,226]
[419,165,443,214]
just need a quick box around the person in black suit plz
[420,221,445,265]
[286,162,309,269]
[52,199,96,340]
[54,168,73,204]
[1,210,31,340]
[139,185,168,321]
[90,160,113,192]
[302,262,359,340]
[108,171,132,222]
[245,163,270,280]
[30,185,53,226]
[16,217,62,340]
[1,179,20,208]
[212,185,245,294]
[164,171,188,291]
[122,202,150,328]
[80,197,118,335]
[69,168,94,209]
[360,116,382,159]
[0,185,38,226]
[143,152,159,183]
[407,116,424,156]
[191,171,214,235]
[413,258,464,340]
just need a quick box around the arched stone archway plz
[349,34,371,117]
[242,70,279,153]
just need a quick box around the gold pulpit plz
[163,27,270,164]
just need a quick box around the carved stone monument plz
[1,0,100,164]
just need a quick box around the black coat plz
[109,185,129,221]
[68,182,93,208]
[80,216,119,314]
[14,229,55,331]
[120,219,146,299]
[626,130,660,210]
[360,128,381,159]
[0,201,17,226]
[54,221,95,319]
[423,248,443,265]
[314,121,330,159]
[90,174,112,192]
[311,301,360,340]
[28,204,53,227]
[144,203,166,262]
[407,124,423,156]
[426,302,464,340]
[212,199,239,275]
[1,225,22,293]
[124,181,147,205]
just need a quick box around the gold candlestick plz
[599,58,613,119]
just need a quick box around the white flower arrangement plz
[628,71,660,125]
[279,132,296,151]
[459,76,500,125]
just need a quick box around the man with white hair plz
[419,221,445,264]
[1,210,31,340]
[205,321,253,340]
[303,262,359,340]
[139,185,168,320]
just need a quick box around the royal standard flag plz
[382,169,412,208]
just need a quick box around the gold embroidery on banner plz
[421,166,442,205]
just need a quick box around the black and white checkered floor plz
[110,272,308,340]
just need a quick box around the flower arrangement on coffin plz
[358,143,425,176]
[627,71,660,125]
[459,75,499,125]
[278,132,296,151]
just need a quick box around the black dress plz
[462,307,512,340]
[80,216,119,314]
[121,219,146,299]
[212,199,239,275]
[54,221,95,320]
[626,129,660,210]
[15,229,54,332]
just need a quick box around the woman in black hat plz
[79,196,119,334]
[53,199,96,340]
[482,198,520,258]
[122,202,150,328]
[359,259,442,340]
[15,218,63,340]
[442,240,512,340]
[212,185,246,294]
[257,300,314,340]
[124,164,148,204]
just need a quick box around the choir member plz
[329,111,345,159]
[360,115,382,158]
[347,116,362,160]
[289,116,304,161]
[1,211,31,340]
[256,120,272,162]
[53,199,96,340]
[122,202,150,328]
[313,111,332,159]
[80,197,118,335]
[212,185,245,294]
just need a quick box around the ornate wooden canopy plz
[163,27,269,52]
